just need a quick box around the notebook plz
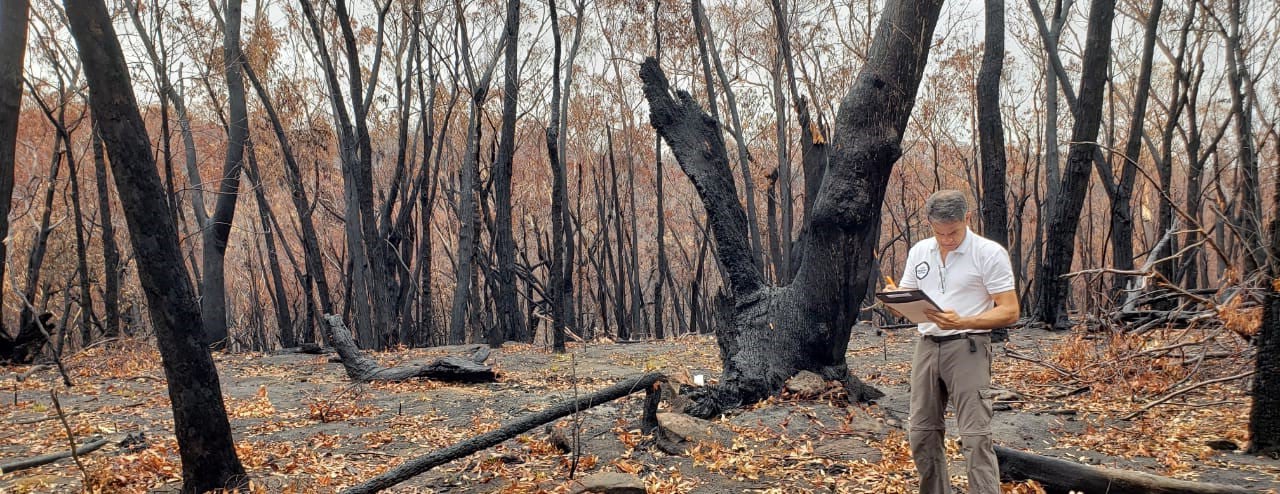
[875,289,942,324]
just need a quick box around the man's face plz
[929,214,968,251]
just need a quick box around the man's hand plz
[882,276,907,319]
[924,308,967,330]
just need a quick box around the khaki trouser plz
[908,333,998,494]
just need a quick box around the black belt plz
[924,332,989,352]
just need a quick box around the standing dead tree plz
[63,0,248,489]
[0,0,30,362]
[1033,0,1115,329]
[640,0,945,418]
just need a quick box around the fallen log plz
[0,437,109,474]
[341,372,666,494]
[279,343,331,355]
[996,445,1257,494]
[322,315,496,383]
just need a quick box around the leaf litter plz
[0,327,1275,492]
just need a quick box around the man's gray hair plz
[925,190,969,223]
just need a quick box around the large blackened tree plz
[62,0,247,490]
[1249,127,1280,455]
[0,0,28,360]
[976,0,1008,247]
[1032,0,1114,329]
[640,0,945,417]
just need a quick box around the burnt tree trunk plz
[1159,6,1194,287]
[1248,92,1280,454]
[547,0,569,352]
[977,0,1008,247]
[560,1,584,340]
[652,0,668,340]
[1111,0,1162,294]
[769,0,829,276]
[323,315,494,383]
[693,0,764,272]
[445,0,503,345]
[90,126,121,339]
[242,54,335,333]
[639,0,944,417]
[64,117,96,347]
[21,82,88,359]
[1033,0,1114,329]
[243,142,295,348]
[201,0,249,348]
[1224,0,1266,274]
[63,0,247,490]
[296,0,395,348]
[15,135,62,362]
[0,0,26,352]
[997,445,1254,494]
[606,129,631,341]
[491,0,523,347]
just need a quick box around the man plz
[895,190,1018,494]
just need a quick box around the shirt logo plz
[914,262,930,280]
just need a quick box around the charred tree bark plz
[977,0,1008,247]
[1025,0,1072,308]
[769,0,828,276]
[1111,0,1162,294]
[21,79,87,357]
[296,0,396,349]
[323,315,494,383]
[770,39,794,285]
[1249,101,1280,454]
[491,0,523,347]
[63,0,247,490]
[640,0,943,417]
[1159,7,1194,287]
[652,0,668,340]
[90,126,121,339]
[243,142,295,348]
[201,0,250,349]
[626,141,645,338]
[547,0,569,352]
[693,0,764,272]
[1224,0,1266,274]
[445,0,504,345]
[0,0,26,349]
[242,53,335,335]
[15,135,63,362]
[1033,0,1114,329]
[606,129,631,341]
[63,114,95,347]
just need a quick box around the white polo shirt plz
[898,228,1015,336]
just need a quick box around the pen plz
[884,275,896,289]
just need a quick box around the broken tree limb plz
[1120,370,1256,420]
[995,445,1256,494]
[322,315,495,383]
[0,436,109,474]
[13,409,81,425]
[341,372,666,494]
[50,389,88,480]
